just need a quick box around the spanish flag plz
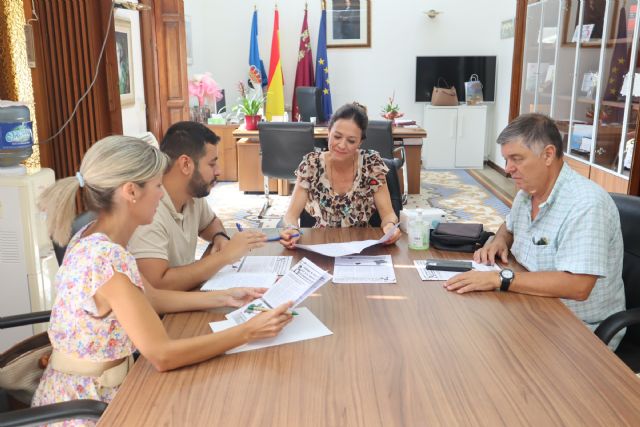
[265,7,285,120]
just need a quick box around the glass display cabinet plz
[515,0,639,192]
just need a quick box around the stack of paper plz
[209,258,333,354]
[333,255,396,284]
[209,307,332,354]
[413,259,500,281]
[226,257,332,324]
[201,256,292,291]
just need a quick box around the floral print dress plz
[31,226,144,426]
[296,149,389,227]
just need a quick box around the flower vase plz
[245,115,261,130]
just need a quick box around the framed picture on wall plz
[562,0,619,48]
[326,0,371,48]
[115,17,134,106]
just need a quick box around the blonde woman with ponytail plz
[32,136,292,421]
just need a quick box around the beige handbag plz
[431,78,459,106]
[0,332,51,405]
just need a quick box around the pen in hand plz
[267,233,300,242]
[237,223,301,242]
[247,303,298,316]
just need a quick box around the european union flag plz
[315,8,333,117]
[249,10,268,90]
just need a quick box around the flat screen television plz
[415,56,497,103]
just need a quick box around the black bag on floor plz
[430,223,494,253]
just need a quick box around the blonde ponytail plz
[38,177,81,246]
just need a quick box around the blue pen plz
[267,233,300,242]
[235,223,244,232]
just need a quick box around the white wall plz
[116,4,147,136]
[185,0,516,167]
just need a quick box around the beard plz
[188,167,216,198]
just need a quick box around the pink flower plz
[188,72,222,107]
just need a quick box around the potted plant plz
[380,92,404,122]
[233,82,264,130]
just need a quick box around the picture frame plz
[114,18,134,106]
[562,0,619,48]
[326,0,371,48]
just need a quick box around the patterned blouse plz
[296,150,389,227]
[31,225,144,426]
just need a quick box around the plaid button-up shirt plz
[506,163,625,349]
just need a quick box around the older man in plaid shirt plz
[444,113,626,350]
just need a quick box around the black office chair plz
[300,157,403,227]
[258,122,316,218]
[594,193,640,372]
[53,211,97,265]
[362,120,408,204]
[295,86,324,123]
[0,311,107,426]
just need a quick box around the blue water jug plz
[0,103,34,167]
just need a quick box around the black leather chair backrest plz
[258,122,315,180]
[295,86,324,123]
[215,89,226,113]
[362,120,394,159]
[300,157,403,227]
[611,193,640,342]
[53,211,97,265]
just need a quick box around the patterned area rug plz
[206,169,509,233]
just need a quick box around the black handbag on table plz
[430,223,494,253]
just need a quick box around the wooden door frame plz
[139,0,162,140]
[138,0,189,142]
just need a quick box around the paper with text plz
[209,307,332,354]
[226,257,331,324]
[219,256,293,275]
[296,224,399,257]
[333,255,396,284]
[413,259,500,281]
[201,272,277,291]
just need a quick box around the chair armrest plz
[594,307,640,345]
[0,399,107,427]
[392,146,406,168]
[0,311,51,329]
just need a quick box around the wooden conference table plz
[233,125,427,195]
[99,229,640,426]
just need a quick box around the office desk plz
[233,126,426,195]
[99,229,640,426]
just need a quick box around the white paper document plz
[200,256,292,291]
[220,256,293,275]
[333,255,396,284]
[226,257,332,324]
[296,224,399,257]
[209,307,333,354]
[201,272,278,291]
[413,259,500,281]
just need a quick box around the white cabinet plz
[423,105,487,169]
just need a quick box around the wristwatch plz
[499,268,514,292]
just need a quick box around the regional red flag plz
[291,7,315,121]
[265,7,285,120]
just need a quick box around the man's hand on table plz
[444,271,501,294]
